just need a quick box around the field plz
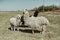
[0,11,60,40]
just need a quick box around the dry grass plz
[0,11,60,40]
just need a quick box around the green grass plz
[0,11,60,40]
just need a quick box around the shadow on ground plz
[19,29,40,33]
[8,25,42,34]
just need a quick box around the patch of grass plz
[0,11,60,40]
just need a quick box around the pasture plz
[0,11,60,40]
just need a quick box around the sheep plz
[16,14,22,26]
[23,10,49,34]
[9,14,22,31]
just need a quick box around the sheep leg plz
[11,25,14,31]
[42,25,46,35]
[10,25,12,30]
[14,26,16,31]
[11,26,14,31]
[11,25,15,31]
[32,30,34,34]
[40,26,43,34]
[12,26,14,31]
[32,27,34,34]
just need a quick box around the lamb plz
[23,10,49,34]
[9,14,21,31]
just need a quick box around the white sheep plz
[23,10,49,34]
[9,14,21,31]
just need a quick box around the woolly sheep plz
[23,10,49,34]
[9,14,21,31]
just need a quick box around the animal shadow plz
[8,25,41,34]
[19,29,41,33]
